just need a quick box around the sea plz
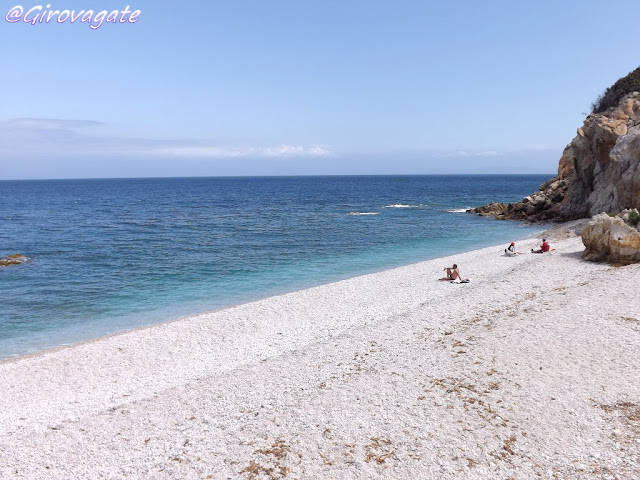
[0,175,549,359]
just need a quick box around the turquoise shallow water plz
[0,175,548,358]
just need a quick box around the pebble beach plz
[1,227,639,480]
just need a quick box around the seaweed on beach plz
[240,438,293,479]
[364,437,395,464]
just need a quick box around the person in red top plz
[532,239,550,253]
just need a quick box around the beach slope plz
[1,235,639,479]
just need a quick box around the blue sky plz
[1,0,639,179]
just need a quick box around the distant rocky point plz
[0,253,29,267]
[470,66,640,223]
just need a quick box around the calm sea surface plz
[0,175,548,358]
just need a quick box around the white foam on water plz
[445,208,471,213]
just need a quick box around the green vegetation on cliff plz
[591,66,640,113]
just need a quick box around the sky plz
[0,0,639,179]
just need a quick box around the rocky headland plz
[470,67,640,264]
[470,67,640,223]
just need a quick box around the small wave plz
[347,212,380,216]
[384,204,420,208]
[445,208,471,213]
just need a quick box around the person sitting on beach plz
[504,242,520,256]
[531,239,550,254]
[439,264,466,281]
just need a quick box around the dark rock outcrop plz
[470,88,640,223]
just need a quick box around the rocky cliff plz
[470,88,640,223]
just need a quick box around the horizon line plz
[0,172,557,182]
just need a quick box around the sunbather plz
[440,264,467,281]
[532,239,550,254]
[505,242,522,255]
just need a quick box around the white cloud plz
[151,144,333,158]
[443,150,497,158]
[513,145,563,152]
[4,118,103,130]
[154,146,246,158]
[0,117,333,159]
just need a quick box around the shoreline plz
[0,222,548,364]
[2,223,638,479]
[1,229,545,367]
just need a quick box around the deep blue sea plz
[0,175,549,359]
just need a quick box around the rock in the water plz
[582,211,640,264]
[467,202,509,218]
[467,179,567,222]
[0,253,29,267]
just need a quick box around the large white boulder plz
[582,211,640,264]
